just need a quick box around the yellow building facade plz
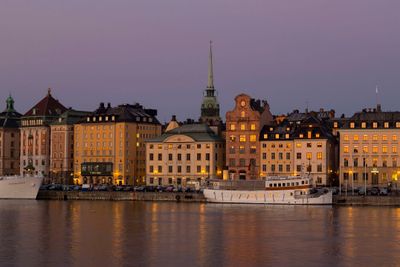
[73,103,161,185]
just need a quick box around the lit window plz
[263,134,268,139]
[396,122,400,128]
[363,135,368,141]
[363,146,368,153]
[250,135,257,142]
[333,122,338,128]
[296,143,302,148]
[239,135,246,142]
[373,135,378,141]
[299,134,304,138]
[344,135,349,141]
[306,152,312,160]
[229,135,236,142]
[240,124,246,131]
[350,122,355,128]
[285,134,289,139]
[241,111,245,118]
[383,135,388,141]
[315,133,320,138]
[354,135,359,141]
[230,124,236,131]
[344,146,349,153]
[372,146,378,153]
[372,122,378,128]
[383,146,388,153]
[275,134,280,139]
[361,122,366,128]
[250,124,256,130]
[393,135,397,141]
[307,131,312,138]
[317,152,322,160]
[384,122,389,128]
[393,146,397,153]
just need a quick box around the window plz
[296,143,302,148]
[383,159,387,167]
[363,146,368,153]
[278,165,283,172]
[186,154,191,161]
[383,146,388,153]
[149,166,154,173]
[384,122,389,128]
[373,122,378,128]
[393,146,397,153]
[206,153,210,161]
[197,166,201,173]
[350,122,355,128]
[344,135,349,141]
[271,165,275,172]
[168,154,173,161]
[239,146,245,154]
[296,165,302,172]
[240,124,246,130]
[177,166,182,173]
[383,135,388,141]
[373,135,378,141]
[250,124,256,130]
[230,124,236,131]
[317,142,322,148]
[250,146,256,154]
[250,135,257,142]
[271,153,275,160]
[168,166,173,173]
[315,133,320,138]
[158,153,162,161]
[317,164,322,172]
[197,153,201,160]
[393,135,397,141]
[229,146,235,154]
[354,158,358,167]
[229,159,235,167]
[361,122,366,128]
[229,135,236,142]
[262,164,267,172]
[343,146,349,153]
[306,153,312,160]
[239,135,246,142]
[239,159,246,167]
[317,152,322,160]
[286,153,290,160]
[344,158,349,167]
[307,143,312,148]
[296,153,301,159]
[149,153,154,161]
[278,153,283,160]
[363,135,368,141]
[275,134,280,139]
[372,146,378,153]
[157,166,162,173]
[354,135,359,141]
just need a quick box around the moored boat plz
[0,175,44,199]
[203,176,332,205]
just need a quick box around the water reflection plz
[1,201,400,266]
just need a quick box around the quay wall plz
[38,191,400,206]
[37,190,207,202]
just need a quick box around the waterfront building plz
[145,123,225,186]
[199,41,222,134]
[338,105,400,189]
[73,102,161,185]
[50,109,91,184]
[226,94,273,180]
[0,95,21,176]
[260,110,337,186]
[20,89,67,179]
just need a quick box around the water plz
[0,201,399,267]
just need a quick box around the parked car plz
[73,185,81,191]
[123,186,133,192]
[145,186,156,192]
[358,187,366,195]
[371,187,380,196]
[379,188,388,196]
[134,186,146,192]
[156,186,165,192]
[165,186,174,192]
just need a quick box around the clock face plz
[240,100,246,107]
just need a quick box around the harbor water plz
[0,200,399,267]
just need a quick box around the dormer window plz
[373,122,378,128]
[32,108,36,115]
[361,122,366,128]
[384,122,389,128]
[86,117,90,122]
[315,133,320,138]
[263,134,268,139]
[333,122,338,128]
[299,134,304,138]
[105,116,109,121]
[350,122,355,128]
[112,116,115,121]
[275,134,280,139]
[285,134,290,139]
[99,117,102,122]
[396,122,400,128]
[93,117,96,122]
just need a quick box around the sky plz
[1,0,400,123]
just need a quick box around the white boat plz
[203,176,332,205]
[0,175,44,199]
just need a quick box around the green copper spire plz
[6,94,15,112]
[207,40,214,89]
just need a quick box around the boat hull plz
[0,176,44,199]
[203,189,332,205]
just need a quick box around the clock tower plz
[200,41,222,128]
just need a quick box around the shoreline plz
[36,190,400,206]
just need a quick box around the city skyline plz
[1,0,400,122]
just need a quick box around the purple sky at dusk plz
[1,0,400,123]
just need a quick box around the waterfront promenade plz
[37,190,400,206]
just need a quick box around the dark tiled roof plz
[81,103,160,124]
[342,107,400,128]
[0,110,21,128]
[24,91,67,118]
[51,109,92,125]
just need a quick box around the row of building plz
[1,44,400,189]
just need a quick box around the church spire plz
[207,40,214,89]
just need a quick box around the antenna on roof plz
[376,85,381,112]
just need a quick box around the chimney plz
[172,115,177,121]
[107,103,111,109]
[377,104,382,112]
[100,102,105,109]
